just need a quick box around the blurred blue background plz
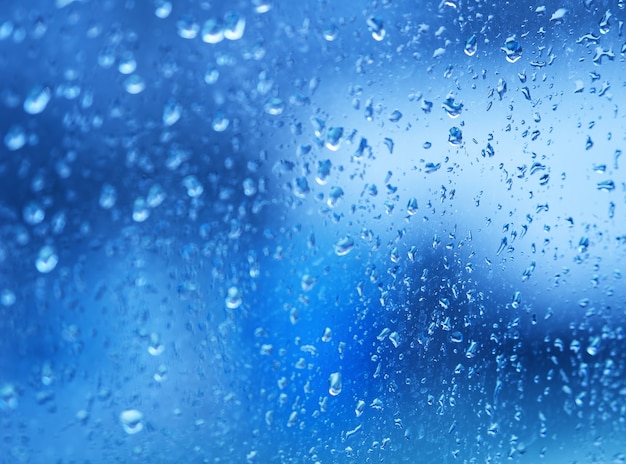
[1,0,625,462]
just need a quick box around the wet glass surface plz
[1,1,626,462]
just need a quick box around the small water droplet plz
[329,372,342,396]
[177,15,199,39]
[146,184,166,208]
[501,37,522,63]
[326,126,343,151]
[182,175,203,198]
[99,184,117,209]
[448,126,463,146]
[154,0,172,19]
[366,16,385,41]
[120,409,144,435]
[23,201,45,225]
[464,34,477,56]
[23,85,51,114]
[3,125,26,151]
[1,289,16,307]
[334,235,355,256]
[225,286,242,309]
[124,75,146,94]
[264,97,284,115]
[36,245,58,273]
[132,198,150,222]
[201,18,224,43]
[223,11,245,41]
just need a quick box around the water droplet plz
[1,289,16,307]
[464,34,477,56]
[124,75,146,94]
[132,198,150,222]
[204,67,219,84]
[366,16,385,41]
[242,178,256,197]
[334,236,355,256]
[501,37,522,63]
[389,331,400,348]
[163,99,182,126]
[36,245,58,273]
[287,411,298,427]
[465,341,478,358]
[301,274,317,292]
[293,177,310,198]
[146,184,166,208]
[0,384,18,410]
[154,0,172,19]
[225,286,242,309]
[148,333,165,356]
[153,364,167,382]
[177,15,199,39]
[406,197,418,215]
[328,372,342,396]
[597,180,615,191]
[355,400,365,417]
[3,125,26,151]
[23,85,51,114]
[99,184,117,209]
[389,109,402,122]
[264,97,284,115]
[511,291,522,309]
[442,93,463,118]
[182,175,203,198]
[448,126,463,146]
[223,11,245,40]
[321,327,332,342]
[327,186,344,207]
[117,51,137,74]
[323,24,338,41]
[212,112,230,132]
[23,201,45,225]
[425,162,441,173]
[201,18,224,43]
[316,159,332,185]
[450,331,463,343]
[550,8,567,21]
[599,9,612,34]
[120,409,144,435]
[326,126,343,151]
